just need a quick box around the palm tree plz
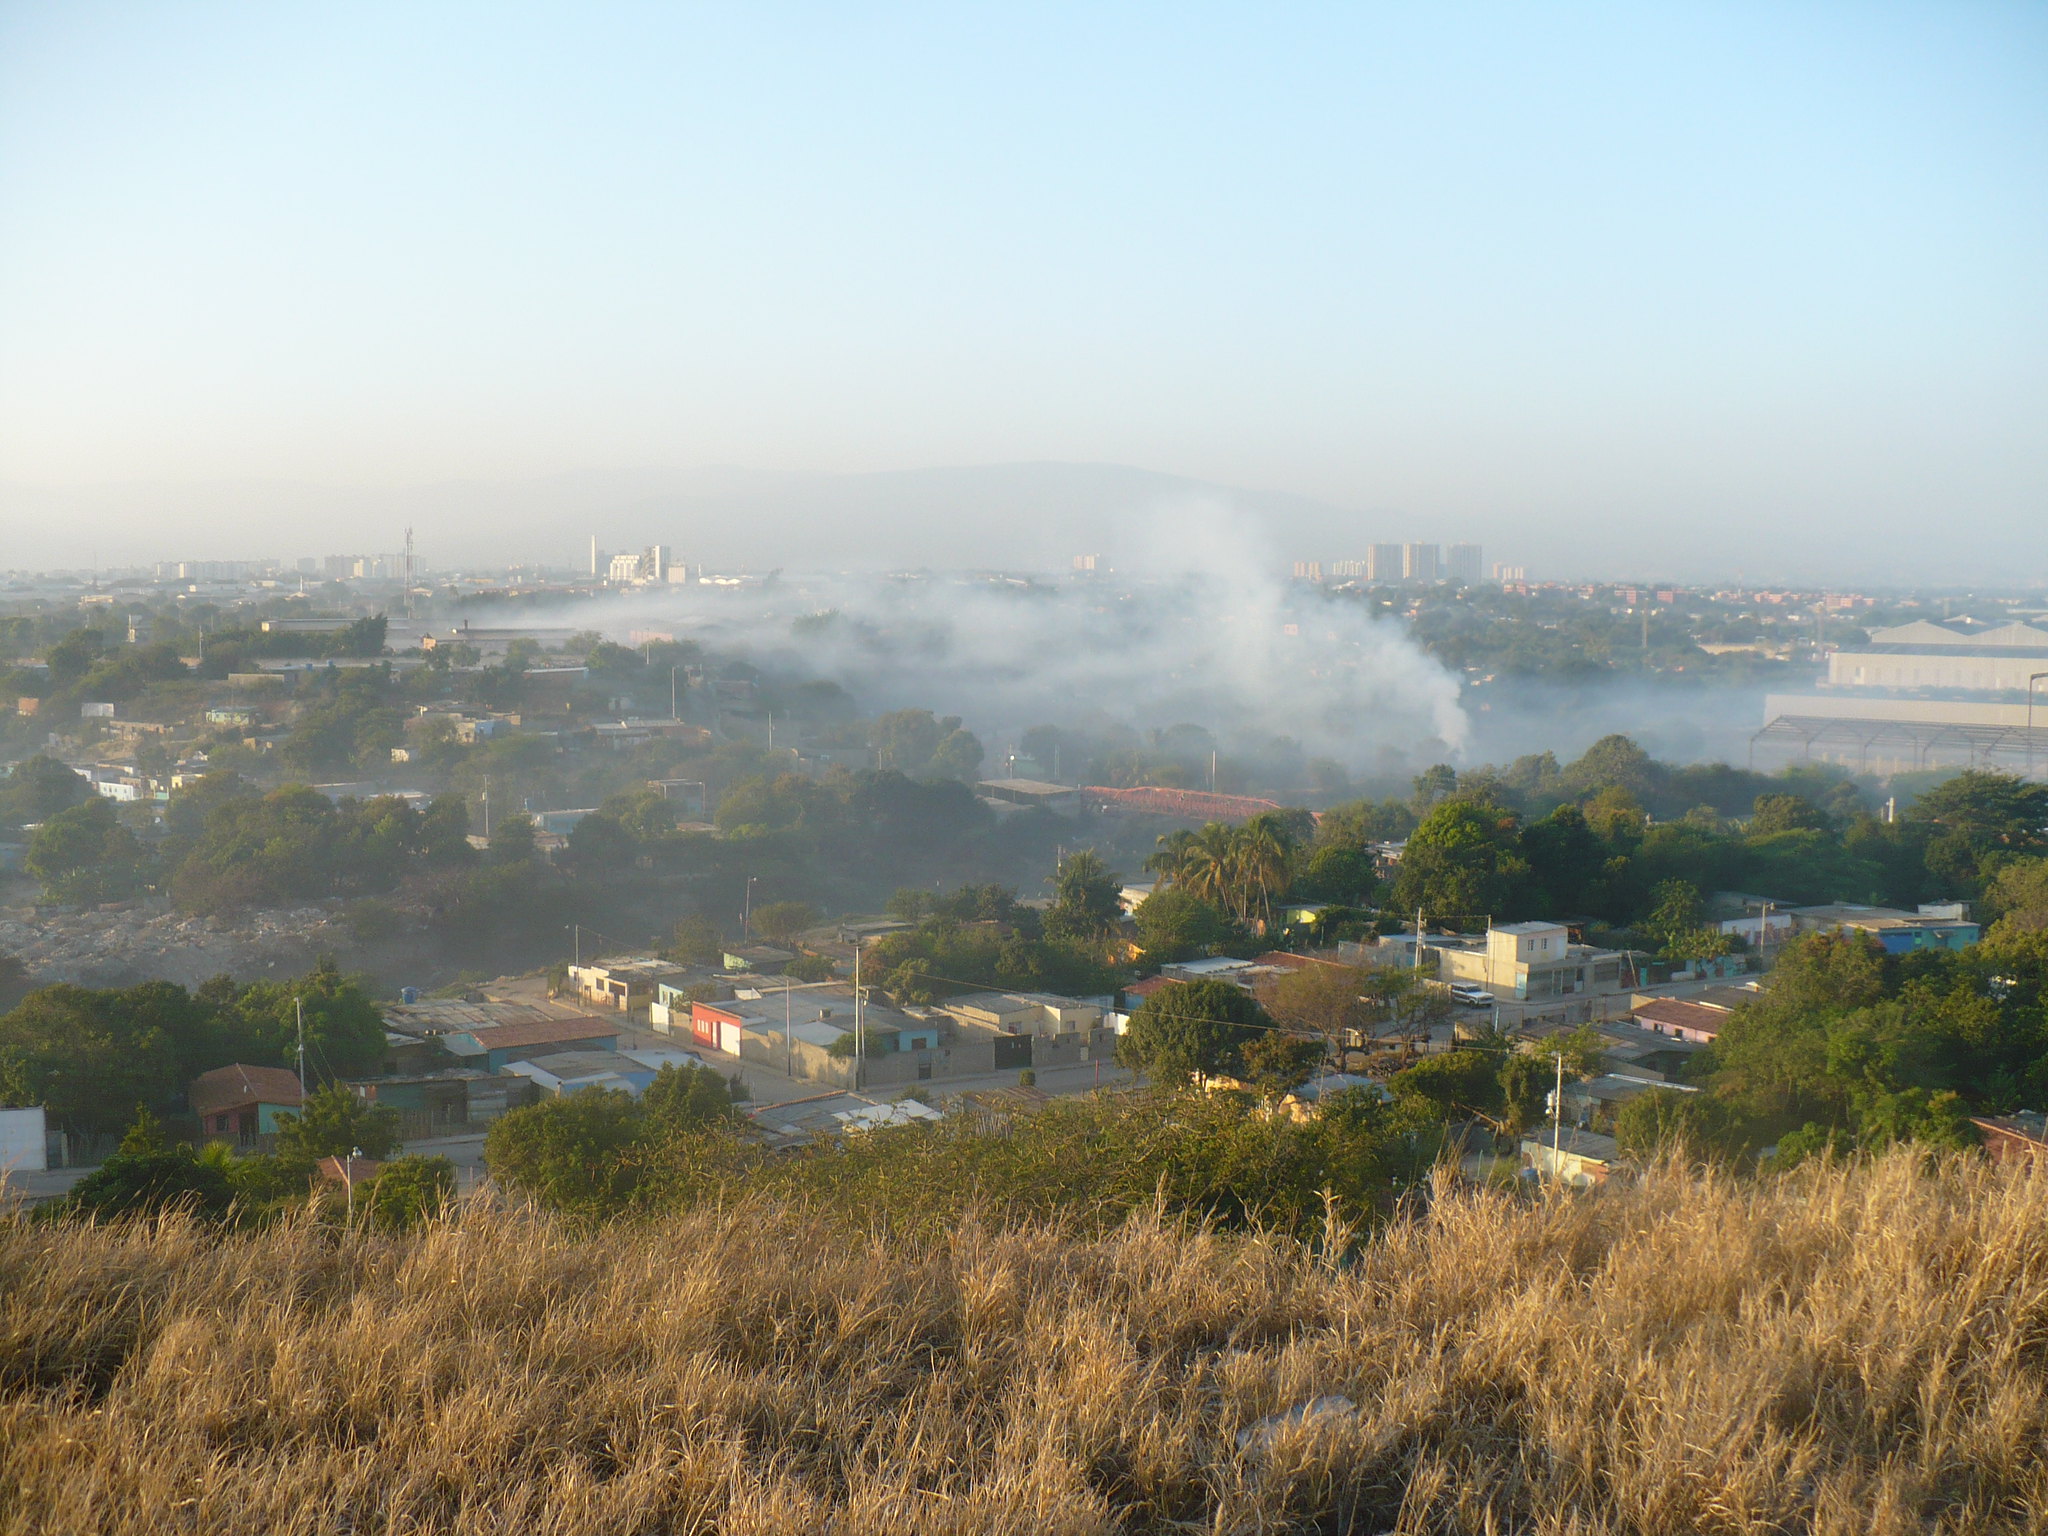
[1178,823,1244,919]
[1233,818,1292,932]
[1145,829,1199,884]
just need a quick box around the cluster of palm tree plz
[1144,813,1301,930]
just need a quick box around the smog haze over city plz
[7,10,2048,1533]
[3,2,2045,584]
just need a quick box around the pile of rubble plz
[0,901,352,988]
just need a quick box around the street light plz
[345,1145,363,1221]
[742,876,758,939]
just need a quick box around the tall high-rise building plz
[1446,543,1483,585]
[1365,543,1404,582]
[1291,560,1323,581]
[1402,542,1441,582]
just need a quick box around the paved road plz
[0,1165,90,1207]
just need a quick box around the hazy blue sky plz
[1,2,2043,576]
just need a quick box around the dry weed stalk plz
[2,1151,2045,1534]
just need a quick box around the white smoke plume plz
[503,499,1469,778]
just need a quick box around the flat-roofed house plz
[441,1018,621,1072]
[1631,997,1735,1045]
[1434,923,1639,1002]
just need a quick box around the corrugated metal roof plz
[445,1017,620,1052]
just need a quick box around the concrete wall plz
[0,1107,47,1173]
[731,1026,1121,1090]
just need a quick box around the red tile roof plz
[188,1063,304,1119]
[1125,976,1182,999]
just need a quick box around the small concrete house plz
[189,1064,304,1142]
[1521,1128,1620,1188]
[441,1018,620,1072]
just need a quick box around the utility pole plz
[1551,1052,1566,1185]
[784,974,794,1078]
[1412,907,1424,972]
[743,876,757,939]
[852,938,865,1092]
[403,526,415,621]
[345,1145,363,1221]
[671,666,679,721]
[295,996,307,1096]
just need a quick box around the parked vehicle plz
[1447,984,1497,1007]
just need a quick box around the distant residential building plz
[721,945,795,974]
[747,1091,943,1149]
[1402,542,1440,582]
[1430,922,1640,1003]
[1632,996,1736,1044]
[976,778,1081,814]
[1521,1127,1619,1187]
[934,991,1103,1038]
[188,1064,304,1142]
[1446,543,1483,585]
[1365,543,1404,583]
[440,1017,622,1071]
[502,1046,701,1098]
[352,1070,522,1133]
[1788,904,1979,953]
[1558,1074,1697,1128]
[567,959,687,1014]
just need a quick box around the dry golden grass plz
[4,1152,2048,1534]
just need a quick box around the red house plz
[188,1064,304,1142]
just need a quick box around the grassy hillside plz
[3,1154,2045,1534]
